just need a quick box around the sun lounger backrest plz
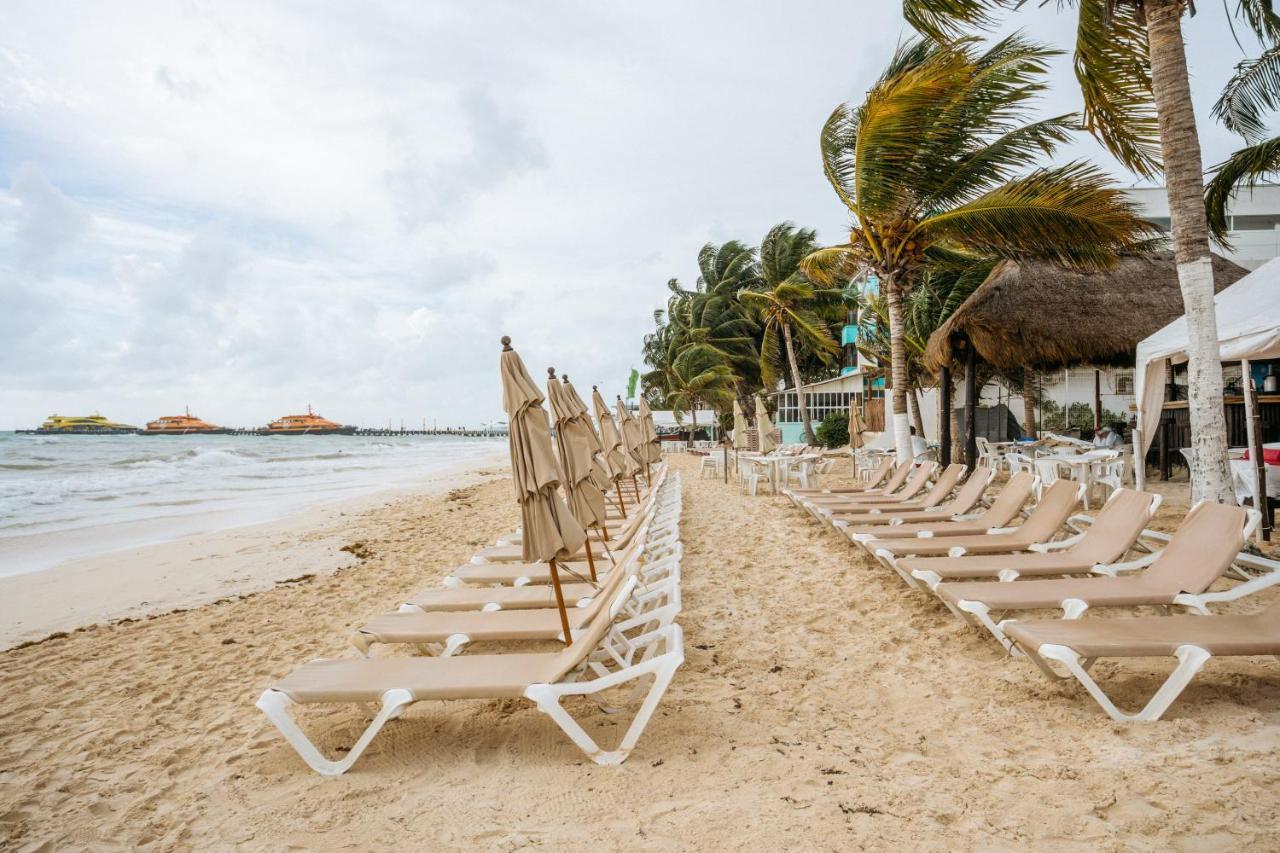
[879,461,914,493]
[1015,479,1082,541]
[891,462,936,499]
[979,472,1036,526]
[1067,489,1158,563]
[1142,501,1248,593]
[547,576,640,681]
[945,465,991,513]
[865,455,894,488]
[920,464,966,505]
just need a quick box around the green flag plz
[626,368,639,400]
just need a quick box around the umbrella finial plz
[547,367,556,378]
[592,385,598,391]
[500,336,512,351]
[561,373,569,383]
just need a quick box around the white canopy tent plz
[1133,257,1280,505]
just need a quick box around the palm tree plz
[736,223,844,444]
[901,1,1280,503]
[663,350,738,439]
[805,36,1154,462]
[1206,44,1280,240]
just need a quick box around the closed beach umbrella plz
[848,396,865,450]
[501,337,586,645]
[732,399,749,450]
[615,396,645,473]
[547,368,608,580]
[755,395,777,454]
[637,398,662,464]
[592,386,631,481]
[561,375,613,493]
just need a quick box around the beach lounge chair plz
[353,551,682,656]
[447,524,680,588]
[868,480,1083,586]
[938,502,1260,650]
[257,574,684,775]
[901,488,1162,591]
[801,462,935,509]
[784,455,895,505]
[828,465,992,531]
[1002,551,1280,721]
[842,471,1038,548]
[475,490,660,563]
[810,464,964,527]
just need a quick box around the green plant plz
[1038,401,1129,434]
[815,411,850,449]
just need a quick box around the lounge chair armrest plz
[1027,532,1085,554]
[1173,568,1280,611]
[549,627,682,696]
[952,512,984,521]
[987,526,1018,535]
[1090,550,1159,577]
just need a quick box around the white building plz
[1124,184,1280,271]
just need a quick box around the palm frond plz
[918,162,1158,268]
[1213,44,1280,140]
[1204,135,1280,242]
[902,0,1004,41]
[1074,0,1161,177]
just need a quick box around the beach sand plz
[2,453,1278,850]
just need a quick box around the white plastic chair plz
[1090,450,1124,503]
[976,437,998,472]
[1033,458,1071,500]
[1005,452,1034,475]
[698,454,721,479]
[740,456,776,496]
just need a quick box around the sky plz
[0,1,1268,429]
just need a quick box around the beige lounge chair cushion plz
[407,583,597,612]
[359,607,592,644]
[900,551,1099,580]
[937,502,1246,611]
[1005,603,1280,658]
[273,654,563,703]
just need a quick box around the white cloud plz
[0,1,1266,430]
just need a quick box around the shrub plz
[815,411,849,448]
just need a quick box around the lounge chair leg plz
[441,633,470,656]
[523,630,683,765]
[956,600,1016,652]
[256,688,414,777]
[1034,644,1212,721]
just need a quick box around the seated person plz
[1092,425,1123,449]
[910,426,930,459]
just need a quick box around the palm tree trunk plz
[1023,367,1037,440]
[885,274,912,461]
[782,322,816,445]
[909,384,926,440]
[1145,0,1234,504]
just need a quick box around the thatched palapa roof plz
[923,252,1248,372]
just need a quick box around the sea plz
[0,432,507,578]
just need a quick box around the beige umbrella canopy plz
[594,387,637,478]
[848,396,865,450]
[561,374,613,493]
[732,399,749,450]
[637,398,663,464]
[615,396,646,473]
[754,395,777,454]
[546,370,608,528]
[501,337,586,644]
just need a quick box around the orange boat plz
[141,409,228,435]
[260,406,355,436]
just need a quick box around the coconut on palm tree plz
[804,35,1155,463]
[902,0,1280,501]
[738,223,845,445]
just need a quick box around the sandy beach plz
[2,452,1278,850]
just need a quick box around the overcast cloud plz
[0,1,1266,428]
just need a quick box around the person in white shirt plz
[1093,426,1122,449]
[910,426,930,459]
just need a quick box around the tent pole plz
[1094,369,1102,431]
[547,558,572,646]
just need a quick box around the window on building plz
[1115,373,1134,395]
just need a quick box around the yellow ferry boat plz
[28,413,140,435]
[141,409,229,435]
[259,406,355,436]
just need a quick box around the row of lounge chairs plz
[257,466,684,775]
[785,460,1278,722]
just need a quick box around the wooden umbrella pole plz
[548,558,573,647]
[631,475,640,501]
[616,479,627,515]
[583,537,598,582]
